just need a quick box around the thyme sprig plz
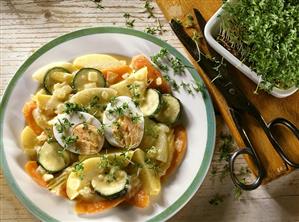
[123,13,135,28]
[144,0,155,18]
[209,193,224,206]
[144,18,166,35]
[92,0,104,10]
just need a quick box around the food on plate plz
[21,53,187,214]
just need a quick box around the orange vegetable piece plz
[24,161,48,188]
[126,189,150,208]
[163,126,187,180]
[130,55,171,93]
[22,101,43,135]
[59,184,68,199]
[75,198,125,214]
[101,65,132,85]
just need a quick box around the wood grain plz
[156,0,299,183]
[1,0,299,221]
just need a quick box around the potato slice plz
[21,126,38,159]
[132,149,161,196]
[21,126,38,150]
[110,67,148,101]
[69,88,117,106]
[73,54,125,70]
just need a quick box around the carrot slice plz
[58,184,68,199]
[130,55,171,93]
[75,198,125,214]
[101,65,132,85]
[163,126,187,180]
[126,189,150,208]
[24,161,47,188]
[22,101,43,135]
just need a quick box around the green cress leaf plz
[219,0,299,91]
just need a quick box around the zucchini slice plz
[72,68,105,91]
[43,67,71,94]
[38,142,71,173]
[140,89,161,116]
[91,168,129,200]
[154,94,181,125]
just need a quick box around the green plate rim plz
[0,27,215,222]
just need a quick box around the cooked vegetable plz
[22,101,43,135]
[91,169,129,199]
[69,88,117,106]
[131,54,171,93]
[140,89,161,116]
[101,65,132,85]
[75,198,125,214]
[132,149,161,196]
[126,189,150,208]
[162,126,187,180]
[21,126,38,159]
[154,94,181,125]
[38,142,71,173]
[24,161,48,188]
[23,53,188,214]
[73,54,125,70]
[32,62,76,84]
[219,0,299,90]
[43,67,71,94]
[109,67,148,104]
[72,68,106,91]
[66,153,133,200]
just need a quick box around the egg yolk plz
[112,116,142,149]
[72,123,103,154]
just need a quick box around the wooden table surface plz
[0,1,298,221]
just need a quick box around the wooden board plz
[156,0,299,183]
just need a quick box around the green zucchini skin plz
[37,142,71,173]
[97,186,128,200]
[72,68,106,92]
[91,169,129,200]
[154,94,181,125]
[140,89,162,117]
[43,67,70,94]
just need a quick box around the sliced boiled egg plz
[103,96,144,149]
[53,112,104,154]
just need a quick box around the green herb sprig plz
[64,102,86,114]
[144,19,166,36]
[144,0,155,18]
[123,13,135,28]
[209,193,224,206]
[62,135,78,148]
[73,162,84,180]
[92,0,104,10]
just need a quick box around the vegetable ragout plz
[21,53,187,214]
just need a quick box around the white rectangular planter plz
[204,6,298,98]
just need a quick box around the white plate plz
[0,27,216,222]
[204,6,298,98]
